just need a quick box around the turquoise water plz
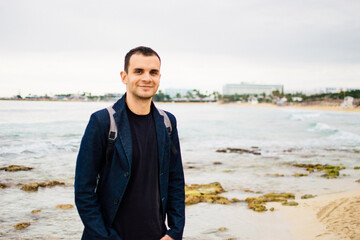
[0,100,359,239]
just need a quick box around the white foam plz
[290,112,321,121]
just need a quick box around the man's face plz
[121,53,161,100]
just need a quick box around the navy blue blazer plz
[75,95,185,240]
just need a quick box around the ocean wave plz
[308,122,338,134]
[0,139,80,156]
[308,122,360,144]
[327,130,360,143]
[289,112,321,121]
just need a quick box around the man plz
[75,46,185,240]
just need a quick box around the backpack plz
[105,105,177,163]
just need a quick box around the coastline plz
[218,102,360,113]
[273,187,360,240]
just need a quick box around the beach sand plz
[272,187,360,240]
[167,102,360,113]
[221,102,360,113]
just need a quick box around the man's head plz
[124,46,161,73]
[121,46,161,101]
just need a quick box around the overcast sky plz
[1,0,359,97]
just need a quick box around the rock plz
[216,147,261,155]
[213,161,222,165]
[293,163,345,178]
[301,194,316,199]
[38,181,65,187]
[354,166,360,170]
[216,149,227,153]
[31,209,41,214]
[184,165,196,169]
[56,204,74,210]
[245,192,295,212]
[0,165,33,172]
[294,173,308,177]
[185,182,232,205]
[270,207,275,211]
[218,227,227,231]
[14,222,31,230]
[282,201,299,206]
[21,181,65,192]
[21,183,39,192]
[266,173,285,177]
[231,198,242,203]
[243,189,262,194]
[355,179,360,183]
[0,182,8,188]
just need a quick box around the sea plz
[0,100,359,239]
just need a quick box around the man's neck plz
[125,94,152,115]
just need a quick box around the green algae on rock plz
[266,173,285,177]
[185,182,233,205]
[282,201,299,206]
[293,163,345,178]
[14,222,31,230]
[354,166,360,170]
[0,165,33,172]
[245,192,295,212]
[294,173,308,177]
[301,194,316,199]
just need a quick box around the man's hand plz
[160,234,174,240]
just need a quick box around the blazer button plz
[113,199,119,205]
[124,172,129,178]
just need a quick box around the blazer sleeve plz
[74,111,121,240]
[165,115,186,240]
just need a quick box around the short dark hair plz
[124,46,161,73]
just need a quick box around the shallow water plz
[0,100,359,239]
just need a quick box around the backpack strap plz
[157,108,172,134]
[106,106,117,140]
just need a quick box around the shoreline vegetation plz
[2,89,360,113]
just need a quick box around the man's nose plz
[142,72,152,81]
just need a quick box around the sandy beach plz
[272,187,360,240]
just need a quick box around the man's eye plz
[151,71,159,75]
[135,69,143,74]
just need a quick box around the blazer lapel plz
[153,104,167,173]
[113,96,132,169]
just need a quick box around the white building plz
[164,88,193,98]
[223,83,283,96]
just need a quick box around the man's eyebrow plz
[133,68,144,71]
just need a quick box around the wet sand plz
[274,187,360,240]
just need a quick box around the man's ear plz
[120,71,127,84]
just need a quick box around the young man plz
[75,46,185,240]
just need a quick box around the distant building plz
[223,83,283,96]
[164,88,193,98]
[340,96,354,108]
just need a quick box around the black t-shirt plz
[113,104,166,240]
